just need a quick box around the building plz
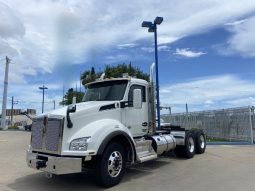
[0,109,36,127]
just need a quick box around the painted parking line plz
[0,140,7,142]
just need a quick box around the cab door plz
[123,84,149,137]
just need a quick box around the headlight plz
[69,137,90,151]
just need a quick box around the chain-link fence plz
[162,106,255,143]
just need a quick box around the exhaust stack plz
[150,62,155,82]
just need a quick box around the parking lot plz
[0,131,255,191]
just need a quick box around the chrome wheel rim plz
[108,151,123,177]
[188,137,195,153]
[200,135,205,149]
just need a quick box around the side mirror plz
[133,89,142,109]
[67,104,76,128]
[67,104,76,113]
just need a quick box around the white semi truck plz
[26,65,206,187]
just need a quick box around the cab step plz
[135,138,158,163]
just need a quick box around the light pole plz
[142,16,163,129]
[39,85,48,113]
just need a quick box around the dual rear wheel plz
[175,129,206,158]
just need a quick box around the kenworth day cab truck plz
[26,64,206,187]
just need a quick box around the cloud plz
[225,97,255,106]
[225,19,248,26]
[219,16,255,58]
[141,45,170,54]
[160,75,255,111]
[141,47,154,53]
[204,100,214,105]
[158,45,171,52]
[1,0,255,114]
[0,3,25,38]
[174,48,206,58]
[0,0,255,84]
[105,54,131,64]
[0,40,18,57]
[117,43,138,49]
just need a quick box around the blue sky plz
[1,0,255,114]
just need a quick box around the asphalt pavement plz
[0,131,255,191]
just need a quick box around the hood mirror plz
[67,104,76,128]
[67,104,76,113]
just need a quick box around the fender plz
[97,130,136,160]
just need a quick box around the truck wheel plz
[96,142,126,187]
[195,130,206,154]
[174,131,196,159]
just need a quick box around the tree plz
[104,63,149,81]
[60,88,84,106]
[81,63,149,85]
[81,67,101,85]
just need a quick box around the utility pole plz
[39,85,48,113]
[10,96,18,127]
[80,71,82,93]
[62,85,65,106]
[1,56,10,130]
[11,96,14,126]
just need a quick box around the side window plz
[128,85,146,104]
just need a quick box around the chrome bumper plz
[26,150,82,175]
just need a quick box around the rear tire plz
[194,130,206,154]
[174,131,196,159]
[96,142,126,188]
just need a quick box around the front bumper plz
[26,150,82,175]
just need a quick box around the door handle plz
[142,122,148,127]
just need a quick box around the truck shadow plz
[7,160,171,191]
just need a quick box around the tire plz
[174,131,196,159]
[194,130,206,154]
[96,142,126,187]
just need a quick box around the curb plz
[207,141,253,145]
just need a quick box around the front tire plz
[96,142,126,187]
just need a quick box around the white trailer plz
[26,65,206,187]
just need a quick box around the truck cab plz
[84,78,151,137]
[27,76,206,187]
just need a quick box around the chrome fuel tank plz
[151,134,176,155]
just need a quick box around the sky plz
[1,0,255,114]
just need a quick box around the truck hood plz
[37,101,117,117]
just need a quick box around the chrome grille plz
[31,116,64,154]
[31,120,44,149]
[45,120,62,151]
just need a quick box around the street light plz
[142,16,163,129]
[39,85,48,113]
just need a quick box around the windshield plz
[83,80,128,101]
